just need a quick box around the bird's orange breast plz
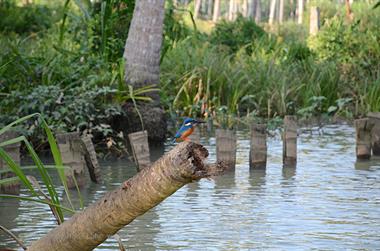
[180,127,194,139]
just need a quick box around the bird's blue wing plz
[171,124,190,144]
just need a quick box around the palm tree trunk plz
[28,142,226,251]
[213,0,221,22]
[194,0,202,19]
[345,0,353,20]
[279,0,284,23]
[269,0,277,25]
[255,0,261,23]
[248,0,255,19]
[242,0,248,17]
[207,0,213,19]
[229,0,234,20]
[122,0,167,142]
[298,0,304,24]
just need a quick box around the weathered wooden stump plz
[355,118,374,160]
[56,132,86,188]
[249,123,267,169]
[309,6,320,36]
[283,116,297,167]
[128,130,150,171]
[81,135,101,183]
[0,131,21,194]
[216,129,236,170]
[368,112,380,156]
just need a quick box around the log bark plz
[28,142,225,251]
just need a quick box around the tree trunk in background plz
[201,0,207,16]
[123,0,167,143]
[213,0,221,22]
[28,142,226,251]
[279,0,284,23]
[298,0,304,24]
[255,0,261,22]
[207,0,213,19]
[248,0,255,19]
[269,0,277,25]
[194,0,202,19]
[345,0,353,20]
[242,0,248,17]
[229,0,235,20]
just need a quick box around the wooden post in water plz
[56,132,86,188]
[216,129,237,170]
[368,112,380,156]
[355,118,374,159]
[128,130,150,171]
[249,123,267,169]
[0,131,21,194]
[283,116,297,167]
[81,135,101,183]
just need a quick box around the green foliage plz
[0,0,55,34]
[209,15,266,53]
[309,7,380,115]
[161,36,340,121]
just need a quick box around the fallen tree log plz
[28,142,225,251]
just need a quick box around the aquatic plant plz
[0,114,82,224]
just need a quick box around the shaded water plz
[1,124,380,250]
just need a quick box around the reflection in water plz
[282,167,296,180]
[0,197,20,244]
[249,169,266,189]
[1,124,380,250]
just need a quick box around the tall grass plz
[0,114,82,223]
[161,37,342,122]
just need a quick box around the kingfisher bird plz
[171,118,205,144]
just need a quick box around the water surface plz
[1,124,380,250]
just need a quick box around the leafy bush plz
[0,0,54,34]
[308,8,380,115]
[209,15,266,52]
[308,11,380,70]
[160,37,340,119]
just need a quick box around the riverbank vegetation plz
[1,0,379,151]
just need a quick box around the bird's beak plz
[195,120,206,124]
